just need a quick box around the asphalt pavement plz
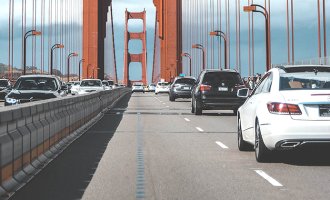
[10,92,330,200]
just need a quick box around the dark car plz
[191,69,247,115]
[0,79,11,101]
[169,76,196,101]
[5,75,67,106]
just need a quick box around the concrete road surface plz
[11,92,330,200]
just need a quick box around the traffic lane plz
[11,93,132,200]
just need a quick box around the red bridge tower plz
[123,10,147,86]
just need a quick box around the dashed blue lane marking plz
[136,114,145,200]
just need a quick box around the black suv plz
[5,75,67,106]
[169,76,196,101]
[191,69,247,115]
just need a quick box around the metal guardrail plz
[0,88,130,198]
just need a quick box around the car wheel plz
[255,119,271,162]
[238,117,253,151]
[195,99,202,115]
[191,97,195,113]
[169,93,175,102]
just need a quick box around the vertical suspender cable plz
[291,0,294,64]
[286,0,290,64]
[248,0,251,76]
[227,0,230,69]
[268,0,271,66]
[8,0,12,80]
[323,0,327,61]
[11,0,14,79]
[318,0,322,59]
[252,0,255,76]
[219,0,222,69]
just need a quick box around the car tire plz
[255,119,271,162]
[191,98,195,113]
[238,117,253,151]
[169,93,175,102]
[195,99,202,115]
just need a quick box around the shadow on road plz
[11,93,132,200]
[267,145,330,166]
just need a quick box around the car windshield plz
[14,77,58,91]
[279,72,330,90]
[73,82,80,85]
[150,84,156,87]
[158,82,169,86]
[81,80,102,87]
[102,81,110,86]
[202,72,243,86]
[134,84,142,86]
[175,78,195,85]
[0,80,8,87]
[108,81,114,85]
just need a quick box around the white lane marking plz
[215,141,229,149]
[162,103,166,105]
[254,170,283,187]
[166,106,170,108]
[196,127,204,132]
[184,118,190,122]
[116,112,121,115]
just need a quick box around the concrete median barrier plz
[0,87,130,198]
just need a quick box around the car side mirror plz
[237,88,249,98]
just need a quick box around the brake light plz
[267,102,302,115]
[200,84,211,92]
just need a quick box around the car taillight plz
[200,84,211,92]
[267,102,302,115]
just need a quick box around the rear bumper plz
[260,119,330,150]
[201,98,246,110]
[172,91,192,98]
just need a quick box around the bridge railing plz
[272,56,330,68]
[0,87,130,197]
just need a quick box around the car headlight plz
[6,98,18,104]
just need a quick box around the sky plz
[0,0,329,81]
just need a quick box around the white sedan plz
[237,65,330,162]
[155,82,170,94]
[78,79,105,94]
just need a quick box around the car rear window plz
[157,82,169,86]
[81,80,102,87]
[175,78,195,85]
[202,72,243,87]
[280,72,330,90]
[15,77,58,91]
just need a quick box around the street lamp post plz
[78,59,85,81]
[67,53,78,82]
[23,30,42,75]
[244,4,271,71]
[192,44,206,71]
[210,31,228,69]
[181,53,192,76]
[50,44,64,75]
